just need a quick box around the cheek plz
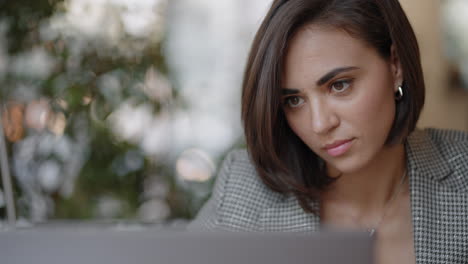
[349,82,396,138]
[360,66,396,120]
[358,90,393,119]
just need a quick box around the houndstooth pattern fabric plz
[187,128,468,263]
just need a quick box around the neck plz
[321,143,406,215]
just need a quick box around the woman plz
[188,0,468,263]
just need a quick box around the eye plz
[330,79,351,93]
[284,96,305,108]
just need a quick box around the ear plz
[390,44,403,91]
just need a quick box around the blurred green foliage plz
[0,0,203,222]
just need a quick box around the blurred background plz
[0,0,467,227]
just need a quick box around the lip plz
[323,138,355,157]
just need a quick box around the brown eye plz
[331,80,351,93]
[285,96,304,108]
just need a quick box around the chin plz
[325,155,372,176]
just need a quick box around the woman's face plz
[281,25,402,175]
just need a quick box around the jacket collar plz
[258,129,451,234]
[259,129,467,262]
[405,129,453,181]
[259,130,468,264]
[259,129,453,234]
[406,129,467,264]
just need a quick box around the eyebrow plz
[316,66,359,86]
[281,66,360,95]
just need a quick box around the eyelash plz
[330,79,353,93]
[283,96,304,109]
[282,79,353,109]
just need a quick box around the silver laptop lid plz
[0,229,374,264]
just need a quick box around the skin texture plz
[281,25,415,264]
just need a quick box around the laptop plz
[0,227,374,264]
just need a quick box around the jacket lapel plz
[406,130,468,264]
[258,129,468,262]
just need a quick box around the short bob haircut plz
[241,0,425,213]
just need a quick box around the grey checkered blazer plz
[188,128,468,263]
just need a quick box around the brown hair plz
[241,0,425,213]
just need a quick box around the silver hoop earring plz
[395,85,403,101]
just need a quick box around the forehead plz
[283,25,380,86]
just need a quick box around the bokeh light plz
[176,148,215,183]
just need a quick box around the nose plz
[310,99,339,134]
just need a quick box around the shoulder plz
[423,128,468,165]
[424,127,468,144]
[187,149,283,231]
[225,149,281,191]
[408,127,468,160]
[409,128,468,191]
[216,149,283,211]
